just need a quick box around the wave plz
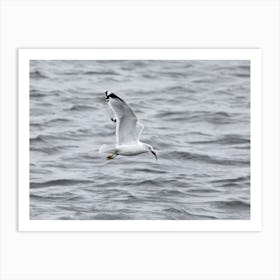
[211,176,250,184]
[64,70,118,76]
[92,213,129,220]
[69,104,97,111]
[237,65,250,71]
[131,179,162,187]
[30,131,91,142]
[30,179,93,189]
[156,110,234,124]
[133,168,167,174]
[164,207,217,220]
[212,200,250,209]
[157,189,186,196]
[49,90,66,95]
[131,61,148,67]
[30,192,81,201]
[192,78,217,84]
[30,70,48,79]
[166,85,187,92]
[187,187,221,194]
[30,134,67,144]
[190,134,250,145]
[222,182,250,188]
[30,89,66,98]
[233,73,250,78]
[30,89,45,97]
[30,146,61,154]
[156,111,187,118]
[45,118,72,125]
[30,135,46,144]
[197,111,233,124]
[187,111,234,125]
[31,145,79,155]
[163,151,249,166]
[160,71,187,78]
[85,70,118,75]
[142,73,156,79]
[165,85,197,94]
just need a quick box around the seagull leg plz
[107,153,117,160]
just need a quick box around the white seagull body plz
[99,91,157,161]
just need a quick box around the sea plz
[29,59,250,220]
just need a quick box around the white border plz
[18,49,262,231]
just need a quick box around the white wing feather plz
[136,121,144,140]
[107,95,142,145]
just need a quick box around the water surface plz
[30,60,250,220]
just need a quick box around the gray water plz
[30,60,250,220]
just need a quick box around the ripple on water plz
[29,60,250,220]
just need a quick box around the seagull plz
[99,91,157,161]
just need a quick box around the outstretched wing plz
[136,121,144,140]
[105,91,140,145]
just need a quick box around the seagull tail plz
[98,144,117,154]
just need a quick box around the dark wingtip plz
[105,91,125,103]
[105,91,109,102]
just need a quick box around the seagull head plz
[144,144,158,162]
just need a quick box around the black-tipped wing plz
[106,92,140,145]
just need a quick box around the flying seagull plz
[99,91,157,161]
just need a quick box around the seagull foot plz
[107,153,117,160]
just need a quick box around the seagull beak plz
[151,150,158,162]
